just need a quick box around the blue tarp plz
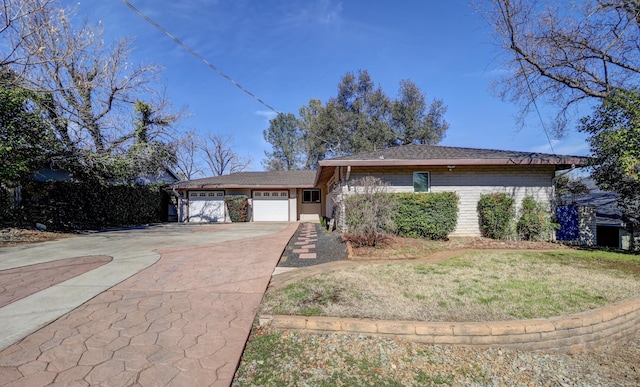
[556,205,579,240]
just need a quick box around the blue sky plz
[68,0,589,171]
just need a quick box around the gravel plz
[278,223,348,267]
[233,327,640,386]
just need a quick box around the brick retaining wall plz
[260,294,640,353]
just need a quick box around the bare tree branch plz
[174,130,204,180]
[200,133,251,176]
[1,0,57,76]
[7,4,164,153]
[481,0,640,135]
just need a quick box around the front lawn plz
[262,250,640,321]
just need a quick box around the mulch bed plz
[278,223,348,267]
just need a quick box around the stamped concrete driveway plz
[0,222,296,386]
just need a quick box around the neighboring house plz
[171,144,587,237]
[570,178,634,250]
[170,170,319,222]
[314,144,587,236]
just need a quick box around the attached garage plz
[170,171,322,223]
[187,191,225,222]
[253,190,289,221]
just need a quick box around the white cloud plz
[462,67,510,79]
[255,110,278,124]
[530,138,589,156]
[281,0,343,27]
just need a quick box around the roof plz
[321,144,586,164]
[315,144,588,186]
[171,170,317,189]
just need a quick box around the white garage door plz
[253,191,289,221]
[188,191,225,222]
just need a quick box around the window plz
[302,189,321,203]
[280,192,288,197]
[413,172,430,192]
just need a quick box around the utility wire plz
[496,1,555,155]
[517,59,556,155]
[121,0,280,114]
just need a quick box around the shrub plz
[392,192,459,240]
[225,195,249,222]
[0,185,14,224]
[517,196,558,241]
[343,176,396,247]
[17,180,164,230]
[477,193,515,240]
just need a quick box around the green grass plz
[414,371,454,385]
[234,331,492,386]
[262,249,640,322]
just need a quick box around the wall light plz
[447,165,456,172]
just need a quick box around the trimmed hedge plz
[392,192,459,240]
[0,185,13,224]
[225,195,249,222]
[477,193,515,240]
[17,180,164,230]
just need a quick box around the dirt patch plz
[0,228,69,247]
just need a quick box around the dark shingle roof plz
[172,170,316,189]
[323,144,585,163]
[314,144,588,186]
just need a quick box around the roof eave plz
[171,183,316,190]
[317,157,587,167]
[313,157,588,186]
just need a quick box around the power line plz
[517,59,556,155]
[496,1,555,155]
[120,0,280,114]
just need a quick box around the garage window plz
[303,189,321,203]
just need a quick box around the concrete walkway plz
[0,222,297,386]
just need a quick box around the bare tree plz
[480,0,640,135]
[200,133,251,176]
[174,131,252,180]
[0,0,55,68]
[9,1,167,154]
[174,130,204,180]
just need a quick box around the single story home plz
[170,144,587,236]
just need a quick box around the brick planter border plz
[260,294,640,353]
